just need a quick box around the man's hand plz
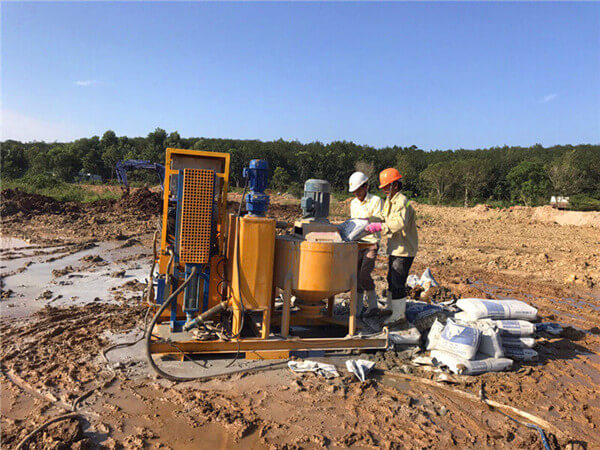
[365,223,382,234]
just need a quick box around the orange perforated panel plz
[179,168,214,264]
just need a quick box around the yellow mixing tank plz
[274,235,358,319]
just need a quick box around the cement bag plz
[475,324,504,359]
[425,319,445,350]
[405,301,445,324]
[489,319,535,336]
[389,325,421,345]
[430,319,481,360]
[431,350,513,375]
[456,298,538,321]
[337,219,369,242]
[453,311,473,323]
[502,336,536,348]
[453,318,504,359]
[503,347,538,361]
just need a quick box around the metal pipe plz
[183,300,229,331]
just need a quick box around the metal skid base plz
[149,323,388,359]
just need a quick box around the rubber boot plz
[383,297,407,328]
[374,290,393,318]
[362,290,379,317]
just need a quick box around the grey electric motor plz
[301,179,330,220]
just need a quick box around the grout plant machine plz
[146,148,388,362]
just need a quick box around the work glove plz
[365,222,382,234]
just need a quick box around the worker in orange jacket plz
[364,168,418,326]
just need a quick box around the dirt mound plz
[532,205,600,228]
[0,189,80,217]
[114,188,162,214]
[267,202,302,222]
[227,200,301,223]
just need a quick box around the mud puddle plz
[1,238,150,318]
[0,236,30,249]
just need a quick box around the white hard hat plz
[349,171,369,193]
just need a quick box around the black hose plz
[229,176,249,340]
[15,413,81,450]
[145,267,204,382]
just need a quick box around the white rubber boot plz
[362,290,379,317]
[383,297,407,328]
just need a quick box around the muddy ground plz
[1,188,599,449]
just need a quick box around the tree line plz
[1,128,599,209]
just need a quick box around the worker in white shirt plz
[348,171,383,318]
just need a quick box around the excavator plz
[115,160,165,194]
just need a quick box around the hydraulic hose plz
[145,267,203,382]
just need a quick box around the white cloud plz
[1,109,85,142]
[75,80,97,87]
[541,93,558,103]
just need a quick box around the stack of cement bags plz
[454,298,541,362]
[426,318,513,375]
[424,298,551,374]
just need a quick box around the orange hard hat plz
[379,168,402,189]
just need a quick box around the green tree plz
[101,130,118,149]
[166,131,181,149]
[271,166,291,190]
[101,145,124,180]
[454,159,492,207]
[420,162,454,204]
[145,128,168,162]
[507,161,551,206]
[396,152,424,197]
[48,145,81,181]
[1,144,28,178]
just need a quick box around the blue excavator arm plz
[115,160,166,191]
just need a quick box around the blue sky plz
[2,1,599,149]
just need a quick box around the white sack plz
[456,298,538,321]
[431,350,513,375]
[489,319,535,336]
[453,318,504,359]
[288,360,340,378]
[389,325,421,345]
[425,319,445,351]
[428,319,481,360]
[337,219,369,242]
[502,336,536,348]
[346,359,376,382]
[476,324,504,359]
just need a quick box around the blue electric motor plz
[243,159,270,216]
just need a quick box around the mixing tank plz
[274,235,358,318]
